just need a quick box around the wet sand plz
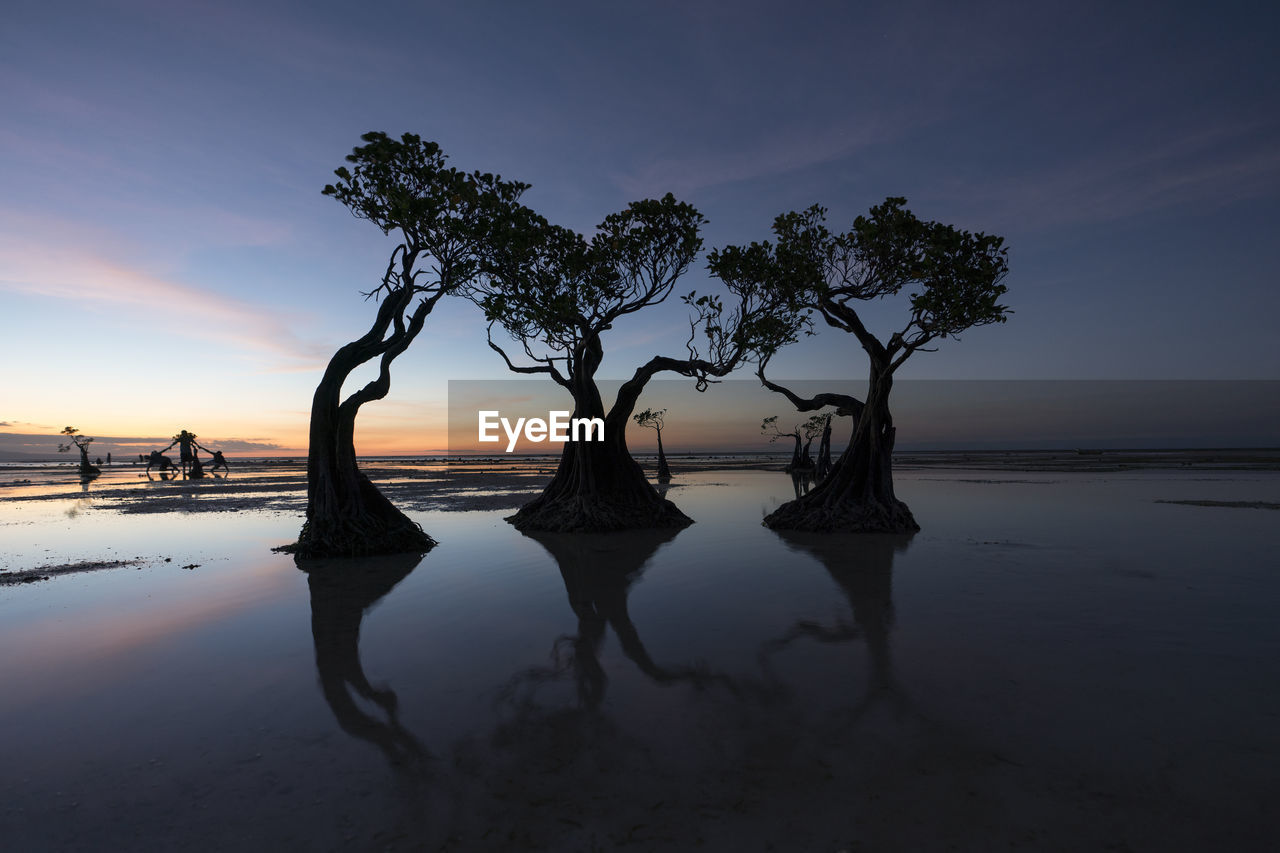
[1,454,1277,850]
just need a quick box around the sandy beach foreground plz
[1,453,1277,851]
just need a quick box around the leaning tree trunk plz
[509,358,690,532]
[292,361,434,558]
[286,288,436,558]
[655,428,671,481]
[764,363,918,533]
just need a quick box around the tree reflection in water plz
[763,531,914,721]
[503,529,736,714]
[300,552,430,772]
[790,468,816,498]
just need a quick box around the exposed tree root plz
[763,496,919,534]
[508,493,692,533]
[280,496,435,558]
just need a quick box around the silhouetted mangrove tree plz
[470,195,805,532]
[288,133,527,557]
[713,198,1009,532]
[633,407,672,481]
[58,426,99,478]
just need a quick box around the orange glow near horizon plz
[0,420,452,459]
[6,381,1277,459]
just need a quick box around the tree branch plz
[340,294,433,416]
[819,298,885,359]
[487,326,570,388]
[756,364,865,418]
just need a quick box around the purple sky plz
[2,1,1277,453]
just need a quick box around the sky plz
[2,0,1278,456]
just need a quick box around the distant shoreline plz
[3,447,1280,469]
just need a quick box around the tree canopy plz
[472,193,806,397]
[712,197,1009,374]
[761,414,826,443]
[58,426,93,453]
[324,132,529,310]
[633,408,667,432]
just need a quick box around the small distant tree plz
[287,133,528,558]
[761,415,826,472]
[58,426,100,476]
[472,194,806,532]
[633,408,671,481]
[713,198,1009,532]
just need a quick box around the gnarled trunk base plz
[764,495,918,533]
[764,398,919,534]
[509,440,691,533]
[285,469,435,559]
[509,493,690,533]
[284,332,437,559]
[290,519,434,560]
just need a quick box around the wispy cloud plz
[613,111,917,198]
[0,432,284,456]
[0,217,326,368]
[0,420,56,432]
[0,128,296,254]
[939,123,1280,232]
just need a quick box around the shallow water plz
[1,467,1277,850]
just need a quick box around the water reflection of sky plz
[1,468,1277,848]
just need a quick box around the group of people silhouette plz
[143,429,228,478]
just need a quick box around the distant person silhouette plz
[146,450,176,473]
